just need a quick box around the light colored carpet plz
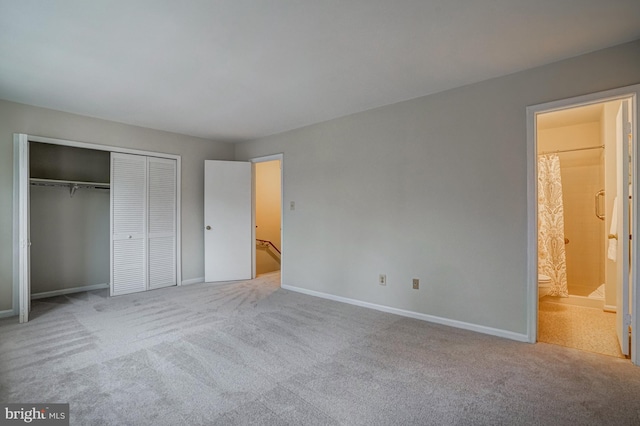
[538,300,624,358]
[1,273,640,425]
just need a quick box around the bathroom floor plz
[538,300,625,358]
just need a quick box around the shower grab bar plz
[595,190,605,220]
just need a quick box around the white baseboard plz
[604,304,617,313]
[31,283,109,300]
[0,309,15,319]
[181,276,204,286]
[281,284,529,343]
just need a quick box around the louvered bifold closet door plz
[111,153,147,296]
[148,157,177,289]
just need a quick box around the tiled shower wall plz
[561,154,605,296]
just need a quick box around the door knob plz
[206,226,211,230]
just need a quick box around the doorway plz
[252,154,283,284]
[202,155,283,285]
[527,85,639,365]
[536,100,629,357]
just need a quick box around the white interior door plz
[204,160,252,282]
[111,153,147,296]
[616,100,631,355]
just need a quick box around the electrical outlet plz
[379,274,387,286]
[412,278,419,290]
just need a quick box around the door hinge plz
[624,122,632,136]
[624,313,632,327]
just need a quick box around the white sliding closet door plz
[111,153,177,296]
[111,153,147,296]
[148,158,177,289]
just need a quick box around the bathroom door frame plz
[526,84,640,365]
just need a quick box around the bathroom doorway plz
[527,86,638,362]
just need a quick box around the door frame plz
[12,134,182,321]
[250,153,284,281]
[526,84,639,364]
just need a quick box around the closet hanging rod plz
[29,178,110,188]
[538,144,604,156]
[30,178,110,197]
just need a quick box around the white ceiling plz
[1,1,639,142]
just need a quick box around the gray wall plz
[30,185,110,294]
[30,142,111,182]
[0,100,234,311]
[235,40,640,335]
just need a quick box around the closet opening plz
[29,143,110,315]
[13,134,181,323]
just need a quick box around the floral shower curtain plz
[538,154,568,297]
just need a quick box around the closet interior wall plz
[29,142,110,297]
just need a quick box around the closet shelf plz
[30,178,110,197]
